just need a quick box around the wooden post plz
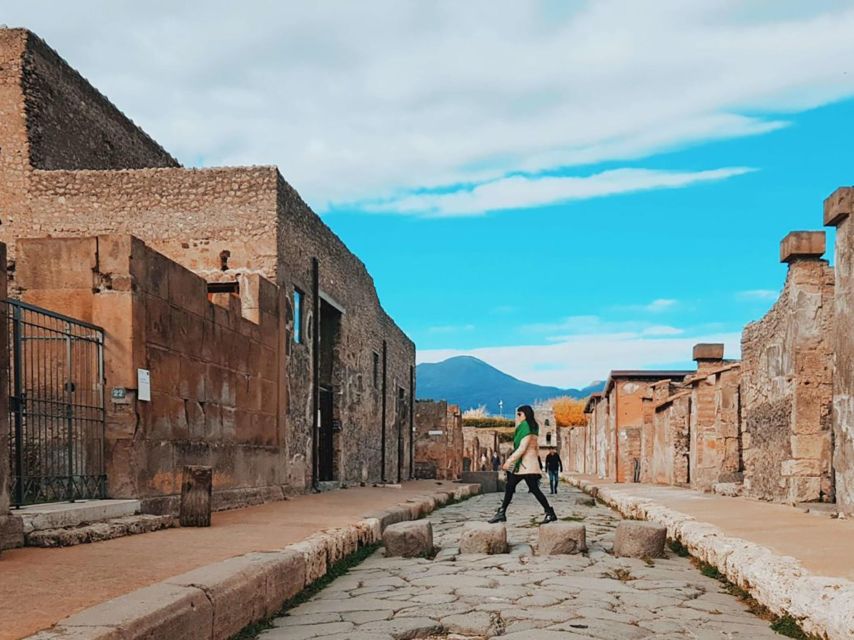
[179,465,212,527]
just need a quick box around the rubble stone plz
[613,520,666,558]
[382,520,433,558]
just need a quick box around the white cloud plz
[6,1,854,211]
[417,331,742,388]
[523,315,683,338]
[736,289,779,301]
[358,167,753,217]
[644,299,678,313]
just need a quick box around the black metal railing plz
[7,300,106,506]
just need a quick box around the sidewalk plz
[565,474,854,580]
[0,480,469,640]
[565,474,854,639]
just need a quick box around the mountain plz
[416,356,605,413]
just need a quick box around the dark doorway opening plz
[318,299,342,482]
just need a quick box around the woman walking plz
[488,405,557,524]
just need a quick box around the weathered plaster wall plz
[741,254,834,504]
[825,190,854,513]
[414,401,463,480]
[16,235,287,513]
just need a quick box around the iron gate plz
[7,300,106,506]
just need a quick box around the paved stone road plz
[258,485,782,639]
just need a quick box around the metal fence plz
[7,300,106,506]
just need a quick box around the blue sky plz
[6,1,854,387]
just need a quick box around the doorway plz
[318,298,342,482]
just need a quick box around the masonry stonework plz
[0,28,415,503]
[741,233,834,504]
[825,190,854,513]
[413,401,463,480]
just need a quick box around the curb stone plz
[566,475,854,640]
[25,483,481,640]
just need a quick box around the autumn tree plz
[551,396,587,427]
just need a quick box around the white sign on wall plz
[137,369,151,402]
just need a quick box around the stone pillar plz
[825,190,854,513]
[0,242,24,550]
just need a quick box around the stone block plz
[288,535,329,586]
[17,237,97,290]
[613,520,667,558]
[790,433,830,460]
[59,582,212,640]
[166,550,303,639]
[460,471,499,493]
[537,522,586,555]
[692,343,724,362]
[383,519,434,558]
[823,186,854,227]
[780,231,826,263]
[459,522,508,554]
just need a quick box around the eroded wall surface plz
[741,259,834,503]
[826,193,854,513]
[414,401,463,480]
[16,235,287,512]
[688,365,742,491]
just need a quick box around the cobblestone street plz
[259,486,783,639]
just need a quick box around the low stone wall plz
[27,483,481,640]
[565,475,854,640]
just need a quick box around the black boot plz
[541,507,557,524]
[488,507,507,523]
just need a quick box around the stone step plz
[26,514,176,548]
[17,499,141,534]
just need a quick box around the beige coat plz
[506,433,542,476]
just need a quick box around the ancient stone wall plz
[20,167,279,274]
[652,392,690,485]
[275,176,415,488]
[741,233,834,504]
[15,235,287,512]
[563,427,585,472]
[825,190,854,513]
[0,26,413,498]
[687,363,742,491]
[20,30,177,170]
[594,396,608,478]
[414,401,463,480]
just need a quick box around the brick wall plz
[414,401,463,480]
[15,235,287,512]
[741,234,834,504]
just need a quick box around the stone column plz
[825,190,854,513]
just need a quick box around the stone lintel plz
[823,187,854,227]
[780,231,826,264]
[693,343,724,362]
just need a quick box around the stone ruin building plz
[0,28,415,548]
[572,220,854,515]
[413,400,463,480]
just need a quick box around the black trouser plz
[501,472,552,512]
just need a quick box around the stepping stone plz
[459,522,508,554]
[382,519,433,558]
[538,522,586,555]
[613,520,666,558]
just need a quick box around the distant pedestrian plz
[488,405,557,524]
[491,452,500,472]
[480,453,488,471]
[545,450,563,494]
